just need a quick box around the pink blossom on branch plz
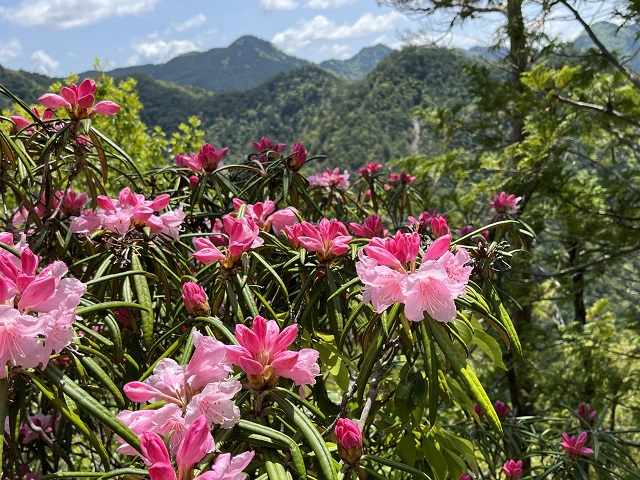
[287,142,307,171]
[349,214,387,239]
[226,315,320,396]
[490,192,522,215]
[359,162,383,179]
[502,459,523,479]
[560,431,594,459]
[182,282,210,317]
[297,218,352,263]
[575,402,597,423]
[308,168,350,190]
[38,78,120,120]
[334,418,363,465]
[252,136,286,163]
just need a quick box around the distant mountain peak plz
[229,35,274,49]
[320,44,392,82]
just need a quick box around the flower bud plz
[182,282,210,317]
[335,418,363,466]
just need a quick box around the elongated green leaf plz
[363,454,433,480]
[29,373,111,467]
[42,364,141,453]
[264,449,292,480]
[80,356,125,406]
[487,282,522,358]
[131,251,154,352]
[270,391,338,480]
[426,320,503,435]
[237,420,307,479]
[76,301,149,317]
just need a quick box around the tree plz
[383,0,640,451]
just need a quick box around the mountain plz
[82,36,312,93]
[129,45,472,169]
[0,65,55,109]
[573,21,640,70]
[320,44,393,82]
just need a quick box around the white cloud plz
[273,11,406,53]
[319,43,352,60]
[306,0,356,8]
[0,0,158,29]
[128,39,198,65]
[0,39,23,64]
[31,50,59,75]
[171,13,206,33]
[260,0,298,11]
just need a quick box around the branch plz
[529,243,640,279]
[556,94,640,129]
[559,0,640,90]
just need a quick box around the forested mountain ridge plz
[78,36,392,93]
[128,46,472,169]
[320,44,393,81]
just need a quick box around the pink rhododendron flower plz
[359,162,383,179]
[308,168,350,190]
[283,223,304,249]
[474,403,484,418]
[0,235,86,378]
[198,143,228,172]
[224,215,263,256]
[335,418,363,465]
[502,459,523,479]
[460,473,472,480]
[430,216,450,238]
[189,175,200,189]
[575,403,597,423]
[232,199,275,229]
[349,214,387,239]
[494,400,510,420]
[138,414,252,480]
[490,192,522,215]
[265,207,299,235]
[357,233,471,322]
[297,219,352,263]
[182,283,210,317]
[253,136,286,162]
[192,237,226,265]
[226,316,320,396]
[118,331,240,454]
[388,172,415,185]
[17,413,58,444]
[39,78,120,120]
[561,431,594,459]
[70,187,183,239]
[287,142,307,171]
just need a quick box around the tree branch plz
[559,0,640,90]
[556,94,640,129]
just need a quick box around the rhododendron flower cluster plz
[253,136,286,163]
[560,431,594,459]
[356,233,472,322]
[308,168,350,190]
[0,233,86,378]
[296,218,352,263]
[34,189,88,219]
[39,78,120,120]
[138,414,254,480]
[359,162,383,179]
[227,315,320,397]
[70,187,184,240]
[490,192,522,215]
[176,143,228,173]
[117,331,241,455]
[387,172,415,185]
[182,282,210,317]
[349,214,387,239]
[502,459,523,479]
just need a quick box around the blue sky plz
[0,0,604,77]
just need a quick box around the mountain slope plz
[573,21,640,70]
[320,44,392,81]
[0,65,55,109]
[82,36,311,93]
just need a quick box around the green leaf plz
[472,329,507,370]
[270,391,338,480]
[131,251,154,352]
